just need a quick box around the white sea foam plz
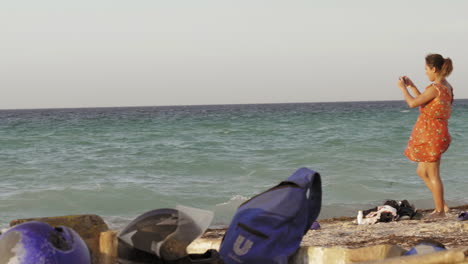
[216,195,250,206]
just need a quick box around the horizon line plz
[2,98,468,111]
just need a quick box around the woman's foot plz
[431,204,449,214]
[425,211,445,219]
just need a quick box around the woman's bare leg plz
[426,160,445,214]
[417,162,432,191]
[417,162,449,213]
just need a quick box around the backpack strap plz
[286,168,322,232]
[286,167,319,188]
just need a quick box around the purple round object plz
[0,221,91,264]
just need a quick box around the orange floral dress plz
[404,83,452,162]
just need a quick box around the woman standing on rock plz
[397,53,454,219]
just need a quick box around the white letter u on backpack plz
[233,235,253,256]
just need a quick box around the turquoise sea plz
[1,100,467,230]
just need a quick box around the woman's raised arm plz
[398,79,437,108]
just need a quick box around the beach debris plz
[357,200,417,225]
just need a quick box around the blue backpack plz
[219,167,322,264]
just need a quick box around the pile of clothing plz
[357,200,417,225]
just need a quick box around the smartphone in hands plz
[400,76,407,85]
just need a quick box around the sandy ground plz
[201,205,468,250]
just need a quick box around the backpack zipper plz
[237,223,269,239]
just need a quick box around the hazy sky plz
[2,0,467,109]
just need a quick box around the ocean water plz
[1,100,468,230]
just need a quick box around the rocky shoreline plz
[2,205,467,263]
[202,204,468,250]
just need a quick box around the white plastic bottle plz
[357,210,363,225]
